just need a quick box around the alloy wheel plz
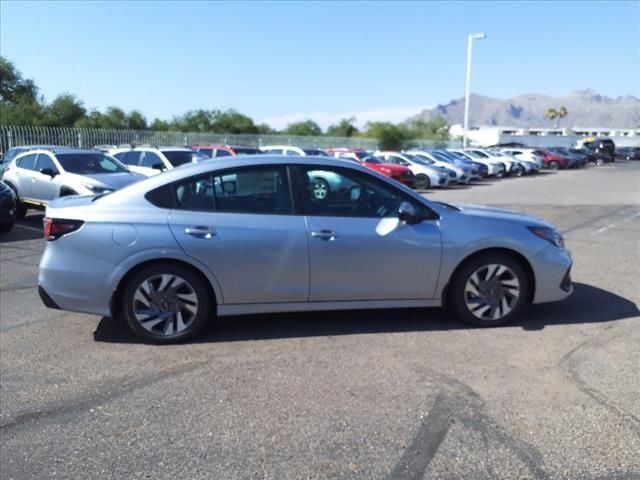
[132,274,199,336]
[463,264,521,321]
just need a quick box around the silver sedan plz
[38,156,573,343]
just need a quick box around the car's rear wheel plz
[415,174,430,189]
[450,253,529,327]
[548,161,560,170]
[121,264,211,343]
[311,178,330,200]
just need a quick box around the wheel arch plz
[110,258,219,319]
[442,247,536,307]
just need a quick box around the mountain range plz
[407,90,640,128]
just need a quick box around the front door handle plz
[310,229,337,241]
[184,226,217,239]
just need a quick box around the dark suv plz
[582,139,615,164]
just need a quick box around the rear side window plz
[145,185,174,209]
[17,153,37,170]
[119,151,141,165]
[215,149,233,158]
[197,148,213,158]
[36,154,57,172]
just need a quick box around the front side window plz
[56,153,128,174]
[117,151,141,165]
[36,154,57,173]
[197,148,214,158]
[17,153,37,171]
[215,149,233,158]
[301,166,415,218]
[141,151,165,168]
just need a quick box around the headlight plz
[527,226,564,248]
[84,184,114,194]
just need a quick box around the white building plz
[450,124,640,148]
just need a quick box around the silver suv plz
[3,147,144,217]
[109,146,201,177]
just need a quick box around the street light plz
[463,32,486,148]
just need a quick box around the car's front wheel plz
[415,174,430,189]
[450,253,529,327]
[121,264,212,343]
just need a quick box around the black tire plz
[121,264,212,344]
[449,253,529,327]
[548,161,560,170]
[311,177,330,200]
[0,221,14,233]
[415,173,430,189]
[595,158,604,167]
[6,184,27,219]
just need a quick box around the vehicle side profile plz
[110,146,200,176]
[191,144,262,158]
[3,148,144,218]
[39,156,573,343]
[325,148,416,187]
[374,151,451,189]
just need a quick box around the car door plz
[299,165,442,301]
[168,165,309,304]
[12,153,38,200]
[31,153,62,202]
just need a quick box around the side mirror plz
[398,201,422,224]
[151,164,165,171]
[40,167,57,177]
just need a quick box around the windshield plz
[466,150,489,158]
[405,154,432,166]
[429,151,454,163]
[162,150,196,167]
[361,155,383,163]
[57,153,128,174]
[302,148,329,156]
[233,147,262,156]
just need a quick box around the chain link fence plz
[0,125,460,154]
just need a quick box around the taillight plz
[43,218,84,241]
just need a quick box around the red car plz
[191,144,262,158]
[532,149,570,170]
[325,148,415,187]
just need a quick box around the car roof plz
[16,147,101,156]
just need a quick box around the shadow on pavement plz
[93,282,639,345]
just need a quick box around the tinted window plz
[1,148,26,165]
[36,154,57,172]
[162,150,195,166]
[214,166,292,214]
[145,185,174,209]
[215,149,233,158]
[17,153,37,171]
[264,149,284,155]
[197,148,214,158]
[232,147,261,155]
[119,151,141,165]
[301,166,412,218]
[56,153,128,174]
[175,175,215,211]
[302,149,328,156]
[286,149,302,156]
[141,152,164,168]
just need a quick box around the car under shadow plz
[93,282,639,345]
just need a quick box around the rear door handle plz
[310,229,337,241]
[184,226,217,239]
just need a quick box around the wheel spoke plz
[158,274,176,292]
[134,290,152,308]
[465,263,521,322]
[484,264,499,281]
[176,311,187,333]
[140,315,168,330]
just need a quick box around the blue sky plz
[1,1,639,128]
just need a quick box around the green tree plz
[0,56,43,125]
[127,110,148,130]
[284,120,323,136]
[150,118,171,131]
[256,123,276,134]
[211,109,259,134]
[408,117,449,144]
[363,122,412,150]
[326,117,359,137]
[171,109,214,132]
[44,94,86,127]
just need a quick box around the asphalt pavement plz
[1,161,639,479]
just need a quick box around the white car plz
[407,150,476,183]
[464,149,525,177]
[374,151,450,189]
[492,150,539,174]
[109,146,201,177]
[449,149,507,177]
[260,145,329,157]
[500,148,544,169]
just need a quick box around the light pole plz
[463,32,486,148]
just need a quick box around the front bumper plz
[531,245,573,304]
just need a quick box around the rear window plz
[161,150,195,167]
[232,147,261,156]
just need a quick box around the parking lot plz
[1,161,639,479]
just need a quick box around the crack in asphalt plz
[560,330,640,437]
[387,371,550,480]
[0,361,206,436]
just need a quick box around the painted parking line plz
[592,211,640,235]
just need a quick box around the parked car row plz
[0,139,630,232]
